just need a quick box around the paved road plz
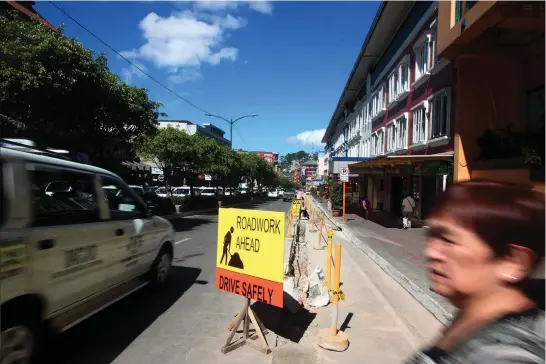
[51,198,291,364]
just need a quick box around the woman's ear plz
[498,244,537,283]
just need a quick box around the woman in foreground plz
[405,180,545,364]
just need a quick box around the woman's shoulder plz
[404,309,545,364]
[458,308,545,363]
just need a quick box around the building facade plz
[159,120,230,146]
[322,1,456,220]
[437,1,544,191]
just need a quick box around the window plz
[395,115,408,150]
[455,0,462,23]
[397,55,410,96]
[429,89,450,139]
[372,129,384,156]
[371,85,386,118]
[415,38,429,81]
[387,123,396,152]
[412,104,428,144]
[526,86,545,134]
[99,176,146,220]
[388,71,398,103]
[31,166,99,227]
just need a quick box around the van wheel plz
[150,247,172,286]
[0,315,40,364]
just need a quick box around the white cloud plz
[193,1,273,15]
[286,129,327,146]
[121,62,148,83]
[167,68,203,84]
[121,4,266,83]
[121,10,246,71]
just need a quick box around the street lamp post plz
[204,113,258,148]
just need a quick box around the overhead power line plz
[48,1,212,115]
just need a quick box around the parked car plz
[200,187,217,197]
[0,140,176,363]
[278,188,284,197]
[267,189,279,199]
[283,189,296,201]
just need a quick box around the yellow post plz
[286,210,294,238]
[331,244,342,336]
[316,213,324,249]
[342,182,346,224]
[326,240,332,292]
[310,208,317,232]
[327,228,333,245]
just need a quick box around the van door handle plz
[37,239,55,250]
[115,229,125,236]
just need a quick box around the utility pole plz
[204,113,258,148]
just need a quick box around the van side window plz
[31,166,99,227]
[99,176,145,220]
[0,162,5,226]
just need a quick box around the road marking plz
[175,238,192,245]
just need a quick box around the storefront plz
[349,153,454,219]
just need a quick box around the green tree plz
[279,150,311,167]
[135,126,192,188]
[0,12,163,154]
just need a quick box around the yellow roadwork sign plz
[216,208,285,283]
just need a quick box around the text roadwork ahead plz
[236,216,281,235]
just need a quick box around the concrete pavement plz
[300,209,442,364]
[311,198,455,325]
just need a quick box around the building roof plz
[301,160,318,166]
[321,1,415,143]
[5,1,56,31]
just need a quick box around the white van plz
[0,140,175,362]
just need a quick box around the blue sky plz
[35,1,380,156]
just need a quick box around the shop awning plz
[350,152,454,168]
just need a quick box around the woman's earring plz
[502,273,518,280]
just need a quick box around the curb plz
[309,196,454,326]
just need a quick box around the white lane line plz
[175,238,192,245]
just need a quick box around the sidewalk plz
[309,197,455,325]
[299,212,442,363]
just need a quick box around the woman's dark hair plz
[428,180,545,259]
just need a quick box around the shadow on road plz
[50,266,207,364]
[250,301,316,344]
[169,217,214,232]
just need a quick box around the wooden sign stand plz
[222,298,271,355]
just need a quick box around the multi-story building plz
[318,153,328,177]
[437,1,544,191]
[322,1,455,220]
[159,120,230,146]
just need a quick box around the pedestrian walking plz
[404,180,545,364]
[401,193,416,229]
[299,197,309,220]
[361,197,370,221]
